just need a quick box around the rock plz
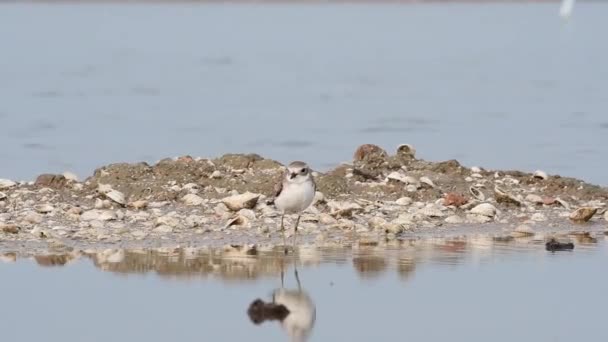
[353,144,387,161]
[444,215,464,224]
[533,170,548,180]
[511,224,534,238]
[81,209,116,221]
[156,215,180,227]
[222,192,260,211]
[569,207,597,222]
[34,174,68,189]
[94,199,106,209]
[531,213,547,222]
[1,223,19,234]
[368,217,388,230]
[470,203,497,218]
[34,204,54,214]
[395,197,412,206]
[153,225,173,233]
[128,200,148,210]
[0,179,16,190]
[23,212,43,224]
[443,193,468,207]
[525,194,544,205]
[182,193,204,206]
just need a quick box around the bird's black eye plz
[300,168,306,174]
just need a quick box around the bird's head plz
[285,161,312,184]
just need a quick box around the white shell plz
[182,193,204,206]
[222,192,260,211]
[105,189,126,206]
[0,179,16,190]
[470,203,497,217]
[395,197,412,206]
[533,170,548,180]
[469,186,485,201]
[225,215,250,228]
[471,166,482,173]
[419,176,435,188]
[396,144,416,157]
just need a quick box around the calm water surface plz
[0,3,607,184]
[1,236,608,341]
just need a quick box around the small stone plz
[443,193,468,207]
[34,174,67,189]
[153,225,173,233]
[222,192,260,211]
[395,197,412,206]
[531,213,547,222]
[0,179,17,190]
[470,203,497,218]
[1,223,19,234]
[128,200,148,210]
[156,215,180,227]
[182,193,204,206]
[525,194,544,205]
[23,212,43,224]
[511,224,534,238]
[81,209,116,221]
[209,170,222,179]
[569,207,597,222]
[35,204,54,214]
[444,215,464,224]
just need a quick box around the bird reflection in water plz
[247,260,316,342]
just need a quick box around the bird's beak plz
[289,173,297,179]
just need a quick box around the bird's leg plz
[292,214,301,251]
[280,259,285,288]
[281,214,288,255]
[294,265,301,291]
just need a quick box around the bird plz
[273,161,316,252]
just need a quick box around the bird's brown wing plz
[273,179,283,199]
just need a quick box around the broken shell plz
[222,192,260,211]
[225,215,249,228]
[419,176,435,188]
[470,203,497,217]
[569,207,597,222]
[494,186,522,207]
[556,198,571,210]
[104,189,127,206]
[396,144,416,157]
[34,204,54,214]
[469,186,485,201]
[0,179,16,190]
[533,170,548,180]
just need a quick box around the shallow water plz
[1,236,608,341]
[1,3,607,184]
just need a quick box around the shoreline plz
[1,143,607,256]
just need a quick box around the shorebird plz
[273,161,316,251]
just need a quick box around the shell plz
[470,203,497,217]
[533,170,548,180]
[104,189,127,206]
[471,166,482,173]
[569,207,597,222]
[419,176,435,188]
[222,192,260,211]
[225,215,250,228]
[0,179,16,190]
[0,192,6,200]
[469,186,485,201]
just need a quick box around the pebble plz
[182,194,204,206]
[81,209,117,221]
[531,213,547,222]
[222,192,260,211]
[395,197,412,206]
[470,203,497,218]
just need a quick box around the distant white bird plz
[559,0,575,19]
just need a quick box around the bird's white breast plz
[275,181,315,214]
